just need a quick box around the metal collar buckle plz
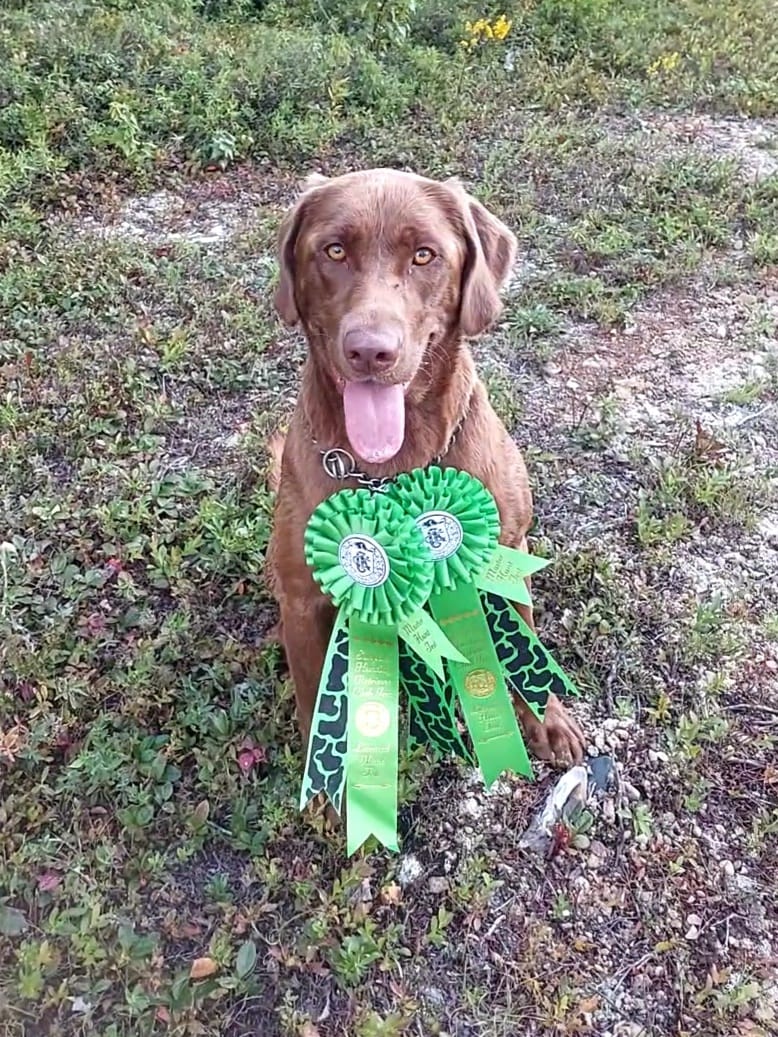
[321,447,356,480]
[320,447,390,493]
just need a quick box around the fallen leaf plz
[232,912,250,935]
[190,800,210,830]
[693,420,729,465]
[156,1007,171,1024]
[189,956,218,980]
[37,871,61,893]
[381,882,402,905]
[178,921,203,939]
[0,723,26,765]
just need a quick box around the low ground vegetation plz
[1,2,777,1035]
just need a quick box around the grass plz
[2,1,778,1035]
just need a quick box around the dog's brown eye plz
[413,247,435,266]
[324,243,346,262]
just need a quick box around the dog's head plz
[274,168,516,463]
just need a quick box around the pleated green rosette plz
[388,467,579,784]
[303,488,465,855]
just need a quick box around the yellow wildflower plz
[647,51,680,76]
[493,14,512,40]
[461,14,512,48]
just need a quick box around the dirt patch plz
[642,114,778,181]
[70,164,299,245]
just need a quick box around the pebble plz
[397,855,424,888]
[685,912,703,941]
[647,748,669,764]
[460,796,482,819]
[428,876,448,895]
[736,873,758,893]
[614,1024,646,1037]
[623,782,641,801]
[586,841,608,869]
[603,799,616,825]
[421,986,446,1008]
[720,860,735,878]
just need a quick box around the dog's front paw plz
[519,694,586,767]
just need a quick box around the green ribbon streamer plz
[398,607,467,678]
[430,581,532,783]
[346,617,400,855]
[474,544,550,605]
[481,591,580,723]
[400,641,473,763]
[299,605,350,814]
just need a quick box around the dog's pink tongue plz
[343,381,405,464]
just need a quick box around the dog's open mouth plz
[342,379,407,464]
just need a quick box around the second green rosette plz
[302,487,465,855]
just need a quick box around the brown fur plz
[267,169,585,773]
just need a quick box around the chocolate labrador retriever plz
[267,168,585,787]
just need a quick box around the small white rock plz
[428,876,448,895]
[460,796,482,819]
[720,860,735,878]
[685,925,700,941]
[623,782,641,801]
[397,854,424,888]
[647,748,669,764]
[603,799,616,825]
[686,913,703,928]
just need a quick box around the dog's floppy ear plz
[445,179,517,338]
[273,173,330,326]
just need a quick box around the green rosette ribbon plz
[388,467,579,784]
[303,488,465,855]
